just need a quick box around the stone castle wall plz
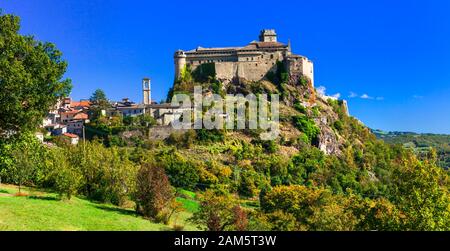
[174,30,314,86]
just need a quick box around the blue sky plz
[2,0,450,133]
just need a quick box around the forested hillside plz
[373,130,450,169]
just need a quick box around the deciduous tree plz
[0,13,71,137]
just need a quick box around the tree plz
[190,190,247,231]
[90,89,109,108]
[0,13,71,137]
[261,185,358,230]
[90,89,107,103]
[10,145,35,194]
[0,132,47,193]
[89,89,110,120]
[389,156,450,230]
[156,149,200,189]
[134,162,174,220]
[49,148,82,200]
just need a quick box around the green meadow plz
[0,184,199,231]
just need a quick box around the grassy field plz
[0,184,199,231]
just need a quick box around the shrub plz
[134,162,174,220]
[196,129,225,142]
[292,115,320,145]
[238,171,258,198]
[190,189,247,231]
[265,210,297,231]
[251,139,278,154]
[333,120,344,132]
[157,149,200,190]
[293,102,307,113]
[166,130,196,148]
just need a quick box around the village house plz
[41,97,91,137]
[62,133,80,145]
[113,98,146,117]
[67,120,85,135]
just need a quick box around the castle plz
[174,29,314,86]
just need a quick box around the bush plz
[333,120,344,132]
[196,129,225,143]
[238,171,258,198]
[265,210,297,231]
[292,115,320,145]
[166,130,196,148]
[293,102,306,113]
[190,189,247,231]
[134,162,174,220]
[251,139,278,154]
[156,149,200,190]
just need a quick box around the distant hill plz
[373,129,450,169]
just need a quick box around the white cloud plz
[348,92,383,101]
[316,86,326,96]
[413,95,423,99]
[348,92,358,98]
[360,94,373,99]
[331,93,341,99]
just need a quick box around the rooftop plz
[63,133,79,139]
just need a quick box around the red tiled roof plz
[63,133,79,139]
[73,113,88,120]
[70,101,91,108]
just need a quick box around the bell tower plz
[142,78,151,105]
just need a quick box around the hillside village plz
[39,30,342,147]
[38,83,190,145]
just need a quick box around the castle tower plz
[142,78,151,105]
[287,39,292,55]
[259,29,277,42]
[174,50,187,80]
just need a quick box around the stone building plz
[174,29,314,86]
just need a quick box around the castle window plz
[256,64,258,66]
[270,54,274,59]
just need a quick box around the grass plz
[177,197,200,213]
[0,184,199,231]
[177,188,197,200]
